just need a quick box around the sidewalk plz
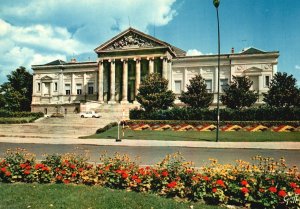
[0,136,300,150]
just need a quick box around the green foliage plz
[130,106,300,121]
[0,109,43,118]
[0,67,33,111]
[220,76,258,109]
[136,73,175,112]
[179,75,213,108]
[263,72,300,108]
[96,122,118,134]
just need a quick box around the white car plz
[80,111,100,118]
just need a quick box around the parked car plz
[80,111,100,118]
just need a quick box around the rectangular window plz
[88,83,94,95]
[76,84,82,95]
[220,78,229,92]
[37,83,41,92]
[265,75,270,87]
[174,81,182,94]
[205,79,212,93]
[54,82,58,91]
[65,84,71,95]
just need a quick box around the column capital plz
[134,57,141,63]
[98,59,104,64]
[147,57,154,61]
[108,59,115,63]
[121,58,128,63]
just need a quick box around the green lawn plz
[0,183,224,209]
[82,126,300,142]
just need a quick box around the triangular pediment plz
[241,47,265,54]
[95,28,166,52]
[41,75,53,80]
[244,67,263,73]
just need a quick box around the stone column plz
[98,61,104,103]
[168,60,172,90]
[149,57,154,74]
[58,72,64,102]
[183,68,188,91]
[49,82,53,97]
[83,73,87,94]
[214,67,218,93]
[108,59,116,104]
[162,57,168,79]
[71,73,76,95]
[41,82,44,96]
[135,58,141,95]
[258,75,263,102]
[121,59,128,104]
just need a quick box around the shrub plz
[96,122,118,134]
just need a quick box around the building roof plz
[45,59,67,65]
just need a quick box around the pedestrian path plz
[0,137,299,150]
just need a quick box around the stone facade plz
[31,27,279,114]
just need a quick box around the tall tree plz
[136,73,175,112]
[179,75,213,108]
[263,72,300,108]
[0,66,32,111]
[220,76,258,109]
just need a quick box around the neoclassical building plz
[31,27,279,115]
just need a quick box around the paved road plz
[1,142,299,168]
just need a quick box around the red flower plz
[162,171,168,177]
[78,168,84,172]
[35,163,44,170]
[241,180,248,186]
[98,170,103,174]
[268,187,277,193]
[132,175,138,180]
[241,187,249,194]
[5,171,11,177]
[290,182,297,188]
[56,175,62,180]
[55,168,60,172]
[42,166,50,171]
[64,179,70,184]
[20,163,27,169]
[295,188,300,194]
[24,170,31,175]
[122,172,128,179]
[216,179,225,187]
[167,181,177,188]
[212,188,217,193]
[116,170,122,174]
[25,166,31,170]
[61,170,66,175]
[1,167,7,173]
[278,190,287,197]
[203,176,210,181]
[69,164,76,169]
[71,173,77,177]
[136,178,142,184]
[259,188,265,193]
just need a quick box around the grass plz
[0,117,36,124]
[82,126,300,142]
[0,183,224,209]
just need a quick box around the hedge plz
[130,106,300,121]
[96,122,118,134]
[0,109,44,118]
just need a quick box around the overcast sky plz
[0,0,299,85]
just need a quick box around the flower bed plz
[0,150,299,208]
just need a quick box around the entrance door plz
[249,76,259,91]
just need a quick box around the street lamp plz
[213,0,221,142]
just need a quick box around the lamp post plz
[213,0,220,142]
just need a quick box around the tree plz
[220,76,258,109]
[136,73,175,112]
[0,66,32,111]
[179,75,213,108]
[263,72,300,108]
